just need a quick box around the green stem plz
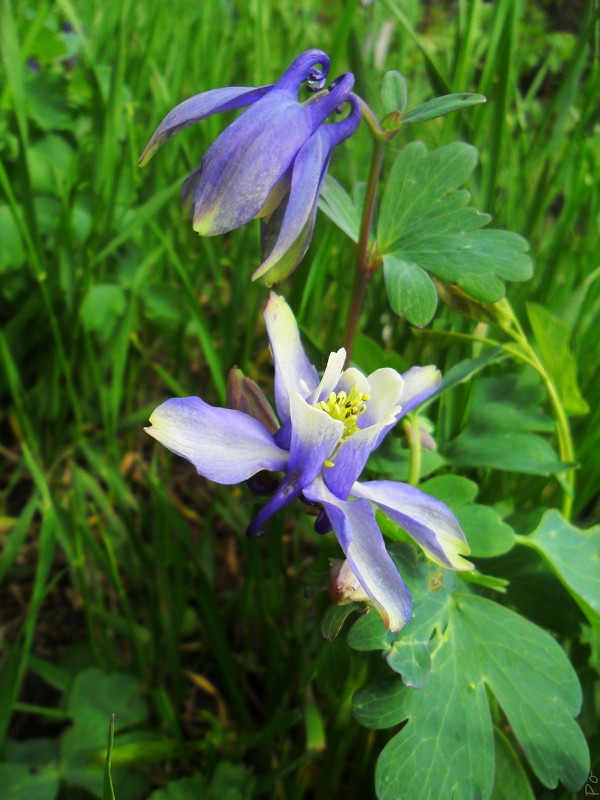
[343,134,386,366]
[497,300,575,518]
[404,415,422,486]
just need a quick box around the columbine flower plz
[145,294,472,631]
[139,49,361,285]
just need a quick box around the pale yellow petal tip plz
[251,259,273,282]
[264,291,291,318]
[378,605,408,633]
[138,142,158,167]
[453,555,475,572]
[429,365,442,387]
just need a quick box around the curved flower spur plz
[139,50,361,284]
[145,294,472,632]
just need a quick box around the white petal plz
[309,348,346,405]
[398,365,441,413]
[264,292,319,421]
[361,368,404,427]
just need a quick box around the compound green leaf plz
[455,504,516,558]
[348,547,456,689]
[80,284,127,342]
[444,431,565,475]
[377,142,532,306]
[148,762,254,800]
[354,591,589,800]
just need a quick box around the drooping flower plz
[139,50,361,285]
[145,294,472,631]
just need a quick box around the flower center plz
[317,385,370,468]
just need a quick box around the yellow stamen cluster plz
[317,385,370,467]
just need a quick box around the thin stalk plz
[497,300,576,517]
[404,415,422,486]
[343,135,386,365]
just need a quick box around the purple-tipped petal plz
[264,293,319,422]
[253,92,361,285]
[351,480,473,570]
[308,73,356,127]
[247,392,343,535]
[274,49,330,92]
[138,85,273,166]
[252,130,330,283]
[305,476,412,632]
[257,182,323,286]
[145,397,288,484]
[186,93,315,235]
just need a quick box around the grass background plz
[0,0,598,797]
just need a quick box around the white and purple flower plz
[145,294,472,631]
[139,50,361,284]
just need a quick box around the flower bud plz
[226,368,279,434]
[328,559,370,605]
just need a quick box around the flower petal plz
[310,348,347,405]
[322,367,404,499]
[323,422,391,500]
[335,367,371,397]
[258,190,322,286]
[304,476,412,632]
[184,93,315,235]
[274,49,330,92]
[138,85,273,166]
[246,392,343,536]
[263,292,319,422]
[351,480,473,570]
[359,368,404,428]
[307,73,356,128]
[397,365,441,416]
[145,397,288,484]
[252,130,330,283]
[252,92,362,285]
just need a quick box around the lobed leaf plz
[353,583,589,799]
[377,142,533,319]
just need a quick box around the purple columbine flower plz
[139,50,361,285]
[145,294,472,631]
